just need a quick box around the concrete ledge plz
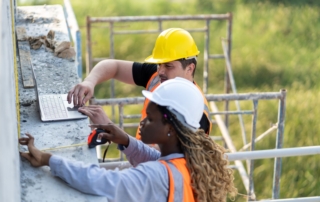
[16,5,106,202]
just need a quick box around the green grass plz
[18,0,320,200]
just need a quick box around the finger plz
[99,132,111,139]
[67,87,75,104]
[86,105,102,109]
[98,133,112,144]
[19,138,29,145]
[20,152,32,161]
[25,133,34,145]
[78,107,94,118]
[73,87,81,106]
[79,89,91,106]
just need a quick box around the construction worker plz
[67,28,212,138]
[20,78,237,202]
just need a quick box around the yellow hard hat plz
[145,28,200,64]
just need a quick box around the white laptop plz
[31,66,88,122]
[38,94,87,121]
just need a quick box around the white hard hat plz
[142,77,204,130]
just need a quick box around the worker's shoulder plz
[133,160,168,178]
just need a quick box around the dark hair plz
[176,58,197,77]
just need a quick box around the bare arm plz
[84,59,135,86]
[68,59,135,106]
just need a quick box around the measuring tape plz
[40,142,88,152]
[10,0,21,138]
[20,142,110,153]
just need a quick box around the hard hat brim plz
[144,55,172,64]
[144,53,200,64]
[142,90,155,103]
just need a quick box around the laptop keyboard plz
[40,95,68,119]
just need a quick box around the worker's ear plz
[168,125,177,137]
[187,63,195,75]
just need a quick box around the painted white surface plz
[0,0,21,202]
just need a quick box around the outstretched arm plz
[68,59,135,106]
[19,134,169,201]
[90,124,161,166]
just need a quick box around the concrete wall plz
[0,0,21,201]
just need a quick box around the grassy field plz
[18,0,320,200]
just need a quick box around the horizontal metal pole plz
[205,90,286,101]
[91,97,145,105]
[209,110,254,115]
[227,146,320,161]
[120,123,140,128]
[89,14,231,23]
[209,54,225,59]
[91,90,286,106]
[123,114,141,119]
[113,30,159,35]
[113,28,208,35]
[210,136,224,141]
[251,197,320,202]
[93,57,111,63]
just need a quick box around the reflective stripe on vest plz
[159,158,195,202]
[135,72,212,139]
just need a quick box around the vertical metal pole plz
[203,20,209,94]
[224,13,232,130]
[86,16,100,158]
[109,22,116,122]
[85,16,92,75]
[158,20,162,32]
[76,30,82,79]
[248,100,258,201]
[272,89,287,199]
[119,104,124,161]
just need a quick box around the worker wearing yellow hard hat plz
[136,28,212,139]
[67,28,212,139]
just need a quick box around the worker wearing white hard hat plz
[20,78,237,202]
[67,28,212,139]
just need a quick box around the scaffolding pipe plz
[248,100,258,201]
[273,89,287,199]
[99,146,320,169]
[240,125,278,151]
[88,14,230,23]
[205,92,284,101]
[227,146,320,161]
[222,39,248,151]
[91,90,286,106]
[251,197,320,202]
[224,12,233,135]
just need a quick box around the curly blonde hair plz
[159,106,237,202]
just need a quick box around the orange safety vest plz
[136,72,212,139]
[159,158,195,202]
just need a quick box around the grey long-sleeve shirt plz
[49,136,185,202]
